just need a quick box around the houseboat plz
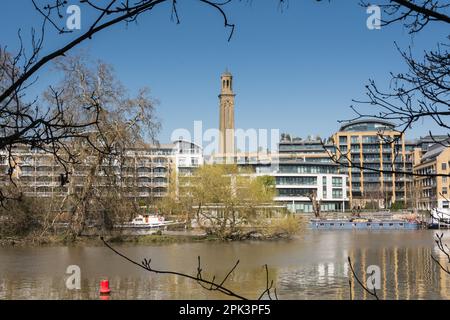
[310,218,421,230]
[119,214,175,229]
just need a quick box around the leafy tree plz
[160,164,286,240]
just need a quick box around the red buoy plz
[99,279,111,295]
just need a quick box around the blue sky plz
[1,1,448,145]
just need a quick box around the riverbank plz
[0,232,208,247]
[0,229,296,247]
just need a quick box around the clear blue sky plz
[1,1,448,145]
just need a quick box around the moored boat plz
[310,218,421,230]
[118,214,179,229]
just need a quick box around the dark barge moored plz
[310,218,421,230]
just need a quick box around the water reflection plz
[0,230,449,299]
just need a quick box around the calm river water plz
[0,229,449,300]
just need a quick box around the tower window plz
[226,79,229,88]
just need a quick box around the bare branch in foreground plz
[347,256,379,300]
[431,233,450,275]
[101,236,278,300]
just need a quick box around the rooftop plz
[338,119,396,132]
[421,139,450,162]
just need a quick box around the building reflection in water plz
[275,245,449,300]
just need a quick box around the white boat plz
[120,214,174,229]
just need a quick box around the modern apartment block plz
[413,140,450,212]
[235,136,349,213]
[274,136,348,213]
[332,119,415,208]
[0,140,202,204]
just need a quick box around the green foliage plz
[390,201,404,211]
[159,164,284,240]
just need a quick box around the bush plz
[0,197,46,237]
[390,201,404,211]
[264,215,299,237]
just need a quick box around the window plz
[443,201,449,209]
[276,176,317,185]
[443,177,448,183]
[442,163,447,171]
[332,177,343,187]
[277,188,316,197]
[443,187,448,195]
[332,189,343,199]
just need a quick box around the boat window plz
[379,223,383,226]
[389,223,393,226]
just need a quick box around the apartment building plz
[332,119,414,208]
[413,140,450,212]
[272,136,348,213]
[0,140,202,204]
[226,136,349,213]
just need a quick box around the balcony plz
[363,177,381,182]
[33,182,57,187]
[35,192,53,197]
[363,159,381,163]
[154,162,167,168]
[137,172,151,177]
[34,171,54,176]
[136,162,152,167]
[153,182,167,187]
[153,172,167,177]
[137,182,152,187]
[20,171,35,176]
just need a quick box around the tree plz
[0,48,103,203]
[160,164,285,240]
[43,55,160,237]
[307,190,322,218]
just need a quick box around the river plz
[0,229,449,300]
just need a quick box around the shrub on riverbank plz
[221,215,300,241]
[0,197,46,237]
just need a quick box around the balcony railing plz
[137,172,151,177]
[153,182,167,187]
[153,172,167,177]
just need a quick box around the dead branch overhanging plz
[101,236,279,300]
[347,256,380,300]
[431,233,450,275]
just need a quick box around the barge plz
[310,218,421,230]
